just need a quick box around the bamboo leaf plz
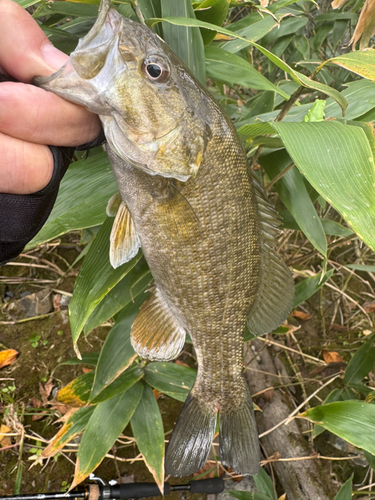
[344,333,375,385]
[69,217,142,344]
[89,294,147,401]
[294,270,334,308]
[195,0,229,45]
[334,475,352,500]
[254,468,275,500]
[28,152,116,248]
[161,0,206,84]
[260,150,327,257]
[273,121,375,253]
[144,362,196,401]
[205,46,289,98]
[72,382,144,488]
[229,492,271,500]
[327,48,375,80]
[131,384,164,491]
[57,372,95,407]
[90,364,144,404]
[302,400,375,456]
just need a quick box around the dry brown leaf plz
[351,0,375,48]
[175,360,190,368]
[152,389,161,400]
[0,424,12,448]
[29,397,43,409]
[364,300,375,313]
[81,367,93,374]
[39,378,54,405]
[53,294,61,311]
[323,350,345,364]
[290,310,313,320]
[0,349,19,369]
[329,323,348,332]
[193,460,226,478]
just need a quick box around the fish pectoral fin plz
[109,201,141,269]
[219,384,260,475]
[247,173,294,335]
[131,288,186,361]
[165,392,217,477]
[106,192,122,217]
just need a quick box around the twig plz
[259,373,341,438]
[261,454,360,464]
[0,312,57,325]
[254,335,325,365]
[325,282,373,326]
[265,162,294,192]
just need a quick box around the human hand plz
[0,0,102,195]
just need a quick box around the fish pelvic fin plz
[165,392,217,477]
[247,173,294,335]
[109,200,141,269]
[219,385,260,476]
[131,288,186,361]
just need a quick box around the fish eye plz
[141,57,170,83]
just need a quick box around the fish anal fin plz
[131,288,186,361]
[247,173,294,335]
[110,201,141,269]
[165,392,217,477]
[106,192,122,217]
[219,385,260,475]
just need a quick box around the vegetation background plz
[2,0,375,498]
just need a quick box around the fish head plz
[35,0,210,181]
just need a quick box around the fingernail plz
[41,41,69,71]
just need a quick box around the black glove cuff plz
[0,131,106,266]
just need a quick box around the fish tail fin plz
[165,392,217,477]
[219,385,260,475]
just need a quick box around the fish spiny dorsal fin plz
[247,170,294,336]
[109,200,141,269]
[131,287,186,361]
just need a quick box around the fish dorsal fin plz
[247,172,294,335]
[106,192,122,217]
[131,287,186,361]
[109,201,141,269]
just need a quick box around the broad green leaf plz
[195,0,229,44]
[69,217,143,343]
[313,388,346,438]
[147,16,347,111]
[161,0,206,84]
[262,16,308,46]
[131,384,164,491]
[16,0,40,7]
[302,400,375,456]
[205,46,289,98]
[321,219,353,238]
[91,364,144,404]
[273,121,375,252]
[28,152,116,248]
[228,492,271,500]
[364,450,375,471]
[254,468,275,500]
[83,257,151,335]
[327,49,375,81]
[144,362,196,401]
[45,1,99,17]
[57,372,94,406]
[237,123,275,142]
[260,150,327,256]
[294,270,334,308]
[72,382,144,488]
[56,353,99,368]
[89,294,147,401]
[347,264,375,272]
[344,333,375,386]
[334,475,352,500]
[40,406,95,459]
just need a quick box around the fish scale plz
[35,0,294,477]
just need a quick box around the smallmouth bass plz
[36,0,294,477]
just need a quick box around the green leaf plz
[364,450,375,471]
[73,382,144,488]
[57,353,100,367]
[45,1,99,17]
[195,0,229,45]
[254,468,275,500]
[89,294,147,401]
[131,384,164,490]
[28,152,116,248]
[344,333,375,386]
[313,388,346,438]
[205,46,289,98]
[327,49,375,81]
[294,270,334,308]
[260,150,327,256]
[57,372,94,406]
[144,362,196,401]
[69,217,142,343]
[147,16,347,111]
[320,219,353,238]
[91,364,144,404]
[333,475,352,500]
[303,401,375,456]
[347,264,375,272]
[228,491,271,500]
[40,406,95,459]
[83,257,151,335]
[273,121,375,253]
[237,123,275,142]
[161,1,206,84]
